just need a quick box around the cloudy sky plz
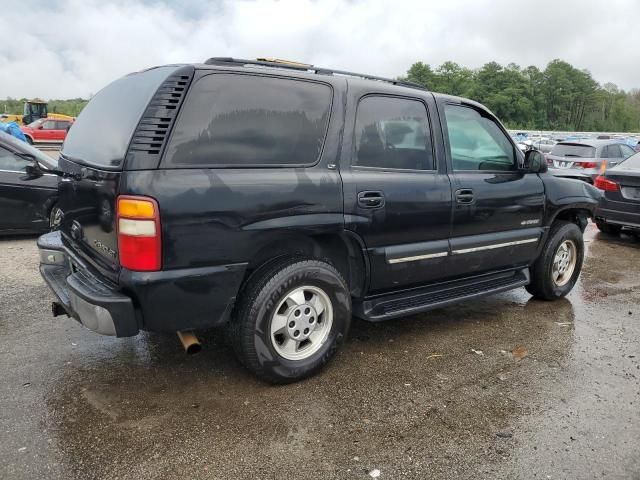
[1,0,638,99]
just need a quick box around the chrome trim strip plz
[452,238,538,255]
[387,251,449,264]
[0,169,56,176]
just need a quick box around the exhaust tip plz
[177,331,201,355]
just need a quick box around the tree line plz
[2,59,639,132]
[405,59,640,132]
[1,98,88,118]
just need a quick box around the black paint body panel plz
[39,63,602,333]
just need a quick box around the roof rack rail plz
[204,57,425,90]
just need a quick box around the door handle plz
[455,188,474,204]
[357,191,385,208]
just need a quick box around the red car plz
[21,119,71,145]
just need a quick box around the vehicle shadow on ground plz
[593,230,640,249]
[43,290,576,478]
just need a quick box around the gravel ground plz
[0,223,639,479]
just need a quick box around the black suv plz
[36,58,602,383]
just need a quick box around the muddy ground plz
[0,224,638,479]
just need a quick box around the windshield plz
[61,65,181,170]
[550,143,596,158]
[0,130,57,169]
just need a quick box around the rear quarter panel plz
[120,167,344,269]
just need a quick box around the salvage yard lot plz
[1,224,639,479]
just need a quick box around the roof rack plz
[204,57,424,90]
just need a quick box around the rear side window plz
[444,104,515,171]
[163,74,332,167]
[353,96,433,170]
[550,143,595,158]
[605,144,623,158]
[62,65,181,169]
[620,144,635,158]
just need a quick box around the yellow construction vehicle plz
[1,99,75,125]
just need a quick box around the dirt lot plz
[0,224,639,479]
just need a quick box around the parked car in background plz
[0,131,61,234]
[20,118,71,145]
[547,139,636,183]
[532,138,556,153]
[594,152,640,236]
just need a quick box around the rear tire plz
[596,221,621,235]
[226,258,351,384]
[526,221,584,301]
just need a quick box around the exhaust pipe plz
[177,331,201,355]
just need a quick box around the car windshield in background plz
[28,119,43,128]
[550,143,596,158]
[616,152,640,170]
[61,65,182,170]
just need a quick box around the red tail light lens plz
[577,161,598,169]
[594,175,619,192]
[117,196,161,271]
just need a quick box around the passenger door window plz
[444,104,516,171]
[41,120,57,130]
[619,144,635,158]
[353,96,433,170]
[606,144,623,159]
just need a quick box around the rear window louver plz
[125,66,194,169]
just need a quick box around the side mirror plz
[37,124,44,130]
[20,157,44,180]
[524,149,547,174]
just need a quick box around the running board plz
[354,268,530,322]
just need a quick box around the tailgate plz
[58,157,121,282]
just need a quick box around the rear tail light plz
[576,161,598,169]
[594,175,619,192]
[117,196,161,271]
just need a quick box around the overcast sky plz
[1,0,638,99]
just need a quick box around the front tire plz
[227,258,351,384]
[526,221,584,301]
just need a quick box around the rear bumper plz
[38,231,248,336]
[38,231,138,337]
[595,200,640,230]
[547,168,595,183]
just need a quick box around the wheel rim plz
[552,240,577,287]
[270,285,333,361]
[50,207,63,230]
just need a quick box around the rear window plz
[62,66,181,169]
[550,143,596,158]
[617,152,640,170]
[163,74,332,167]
